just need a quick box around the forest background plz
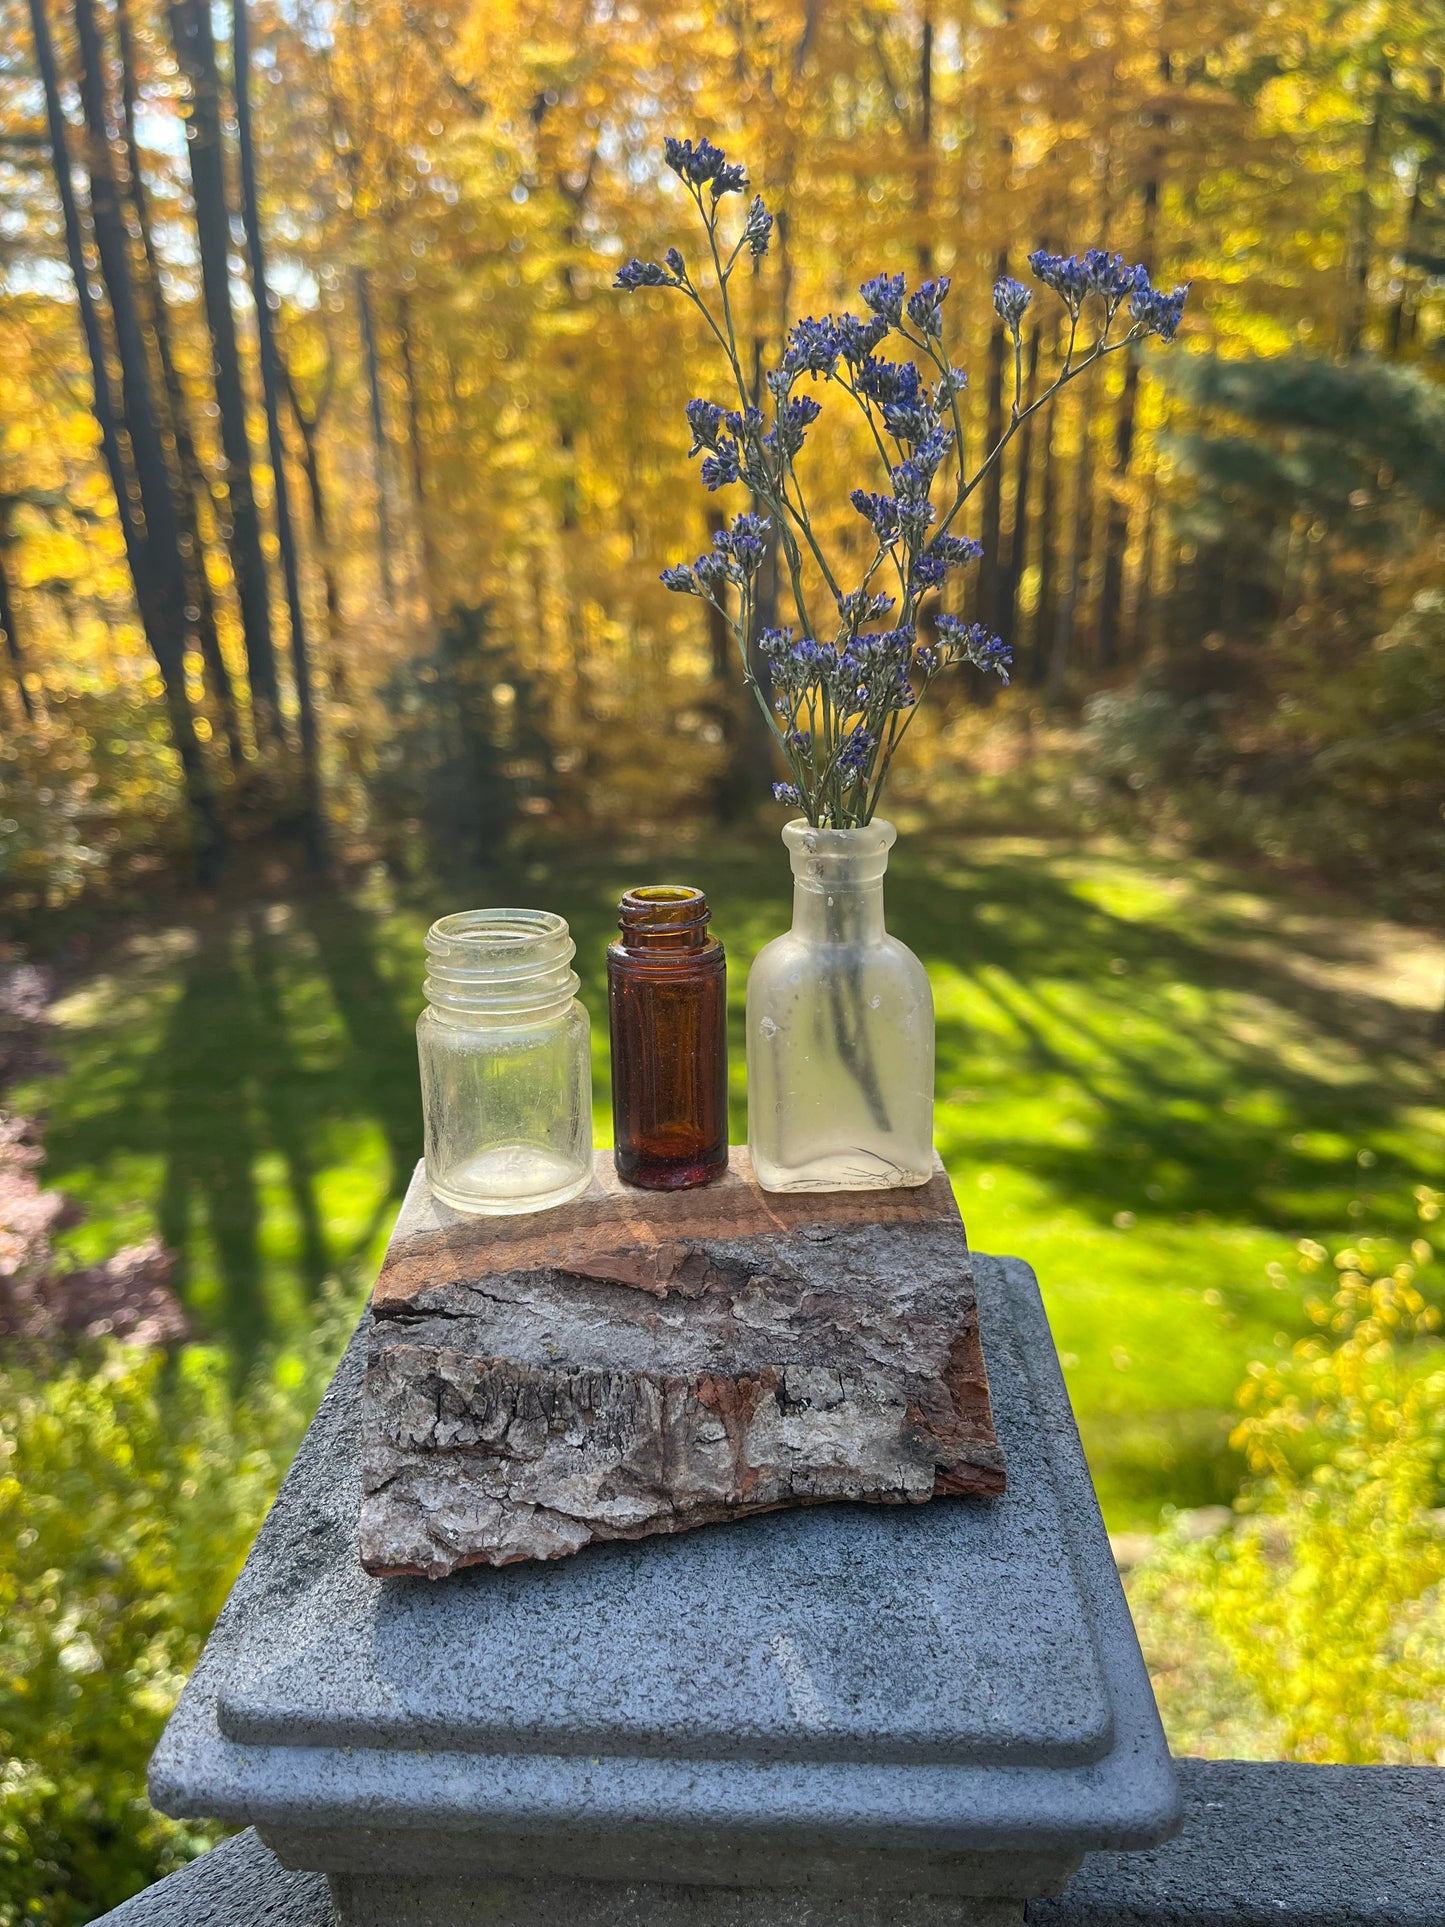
[1,1,1445,1922]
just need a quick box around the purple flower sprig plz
[617,135,1190,826]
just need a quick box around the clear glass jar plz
[746,819,933,1192]
[417,909,592,1215]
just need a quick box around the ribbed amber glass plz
[608,886,728,1190]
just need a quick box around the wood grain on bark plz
[361,1154,1005,1579]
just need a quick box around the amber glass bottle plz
[608,886,728,1189]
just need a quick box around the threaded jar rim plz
[424,908,579,1018]
[616,884,712,944]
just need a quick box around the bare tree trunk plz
[1338,63,1388,358]
[1030,363,1060,686]
[1386,151,1426,357]
[115,0,243,774]
[282,364,346,696]
[1097,349,1139,672]
[976,251,1010,634]
[1132,473,1160,660]
[1098,154,1162,668]
[1048,392,1095,703]
[166,0,281,746]
[355,268,396,605]
[35,0,221,874]
[998,325,1040,662]
[396,289,440,609]
[0,529,32,722]
[233,0,325,868]
[916,7,934,276]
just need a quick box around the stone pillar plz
[148,1179,1179,1926]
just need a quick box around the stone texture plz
[147,1254,1178,1899]
[328,1870,1022,1926]
[360,1156,1005,1579]
[89,1828,330,1926]
[98,1763,1445,1925]
[1026,1758,1445,1927]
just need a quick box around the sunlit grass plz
[16,834,1443,1529]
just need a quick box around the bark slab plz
[361,1153,1005,1579]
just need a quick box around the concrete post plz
[148,1252,1180,1924]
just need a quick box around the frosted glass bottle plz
[746,820,934,1192]
[417,909,592,1215]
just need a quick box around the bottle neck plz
[423,908,578,1024]
[612,886,718,965]
[783,820,893,946]
[791,872,887,944]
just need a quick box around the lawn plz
[16,831,1444,1529]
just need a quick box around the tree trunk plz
[1386,153,1425,358]
[396,289,440,609]
[355,268,396,605]
[1132,478,1160,660]
[998,325,1040,662]
[916,7,934,276]
[1096,349,1139,672]
[1030,360,1060,687]
[233,0,325,869]
[34,0,221,875]
[0,530,32,722]
[1048,392,1095,703]
[283,364,346,697]
[166,0,281,746]
[975,251,1010,635]
[1338,64,1388,358]
[1098,157,1162,669]
[115,0,243,774]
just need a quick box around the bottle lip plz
[617,884,712,942]
[424,908,578,1014]
[782,816,895,886]
[781,817,897,854]
[427,908,574,970]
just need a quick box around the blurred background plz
[1,2,1443,1920]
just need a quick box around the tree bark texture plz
[40,0,221,873]
[975,253,1009,638]
[282,361,346,697]
[1097,157,1161,669]
[233,0,325,865]
[166,0,281,743]
[355,267,396,605]
[0,529,32,722]
[360,1153,1005,1579]
[396,288,441,605]
[115,0,243,773]
[999,324,1040,661]
[1048,389,1096,700]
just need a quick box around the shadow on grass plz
[139,894,422,1361]
[883,840,1437,1242]
[29,833,1441,1392]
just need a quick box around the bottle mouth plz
[782,817,895,887]
[425,908,578,1016]
[617,885,712,947]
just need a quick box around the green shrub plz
[0,1317,349,1925]
[1129,1186,1445,1763]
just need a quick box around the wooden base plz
[360,1151,1005,1579]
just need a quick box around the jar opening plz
[429,908,568,948]
[782,817,895,890]
[424,907,578,1016]
[617,885,711,948]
